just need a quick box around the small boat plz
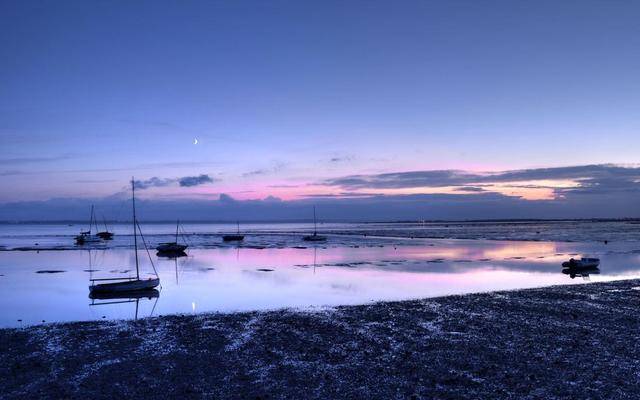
[90,277,160,293]
[223,221,245,242]
[561,257,600,269]
[90,179,160,294]
[96,216,114,240]
[75,205,102,244]
[75,234,102,245]
[156,220,189,254]
[303,206,326,242]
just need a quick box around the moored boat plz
[97,217,114,240]
[303,206,326,242]
[89,179,160,294]
[90,277,159,293]
[223,221,245,242]
[156,220,189,254]
[561,257,600,269]
[156,242,188,253]
[75,205,102,245]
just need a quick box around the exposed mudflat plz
[2,280,640,399]
[0,232,412,252]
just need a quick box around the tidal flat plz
[2,279,639,399]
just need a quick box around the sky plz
[1,1,640,220]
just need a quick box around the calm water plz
[2,220,640,250]
[1,236,640,328]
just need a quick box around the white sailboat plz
[89,179,160,294]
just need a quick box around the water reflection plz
[89,289,160,320]
[156,250,187,259]
[1,239,639,327]
[562,266,601,280]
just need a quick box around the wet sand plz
[2,279,639,399]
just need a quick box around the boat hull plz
[75,235,102,244]
[90,278,160,293]
[303,235,327,242]
[223,234,245,242]
[156,243,188,253]
[97,231,114,240]
[562,258,600,269]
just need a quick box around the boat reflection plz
[562,266,600,280]
[89,289,160,319]
[156,250,187,259]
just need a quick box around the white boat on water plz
[89,179,160,294]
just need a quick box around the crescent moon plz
[193,138,198,145]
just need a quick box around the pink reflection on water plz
[1,238,639,327]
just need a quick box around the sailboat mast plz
[313,206,317,235]
[176,220,179,243]
[132,178,140,280]
[237,220,240,234]
[89,205,94,234]
[93,207,100,233]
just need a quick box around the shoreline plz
[2,279,639,399]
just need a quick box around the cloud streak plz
[134,174,216,190]
[324,164,640,196]
[179,174,214,187]
[0,155,75,165]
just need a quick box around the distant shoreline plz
[2,217,640,224]
[2,279,639,399]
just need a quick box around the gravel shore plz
[2,279,639,399]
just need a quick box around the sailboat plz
[303,206,327,242]
[89,179,160,294]
[96,215,114,240]
[156,220,188,254]
[223,221,245,242]
[75,205,102,245]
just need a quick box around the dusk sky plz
[2,1,640,220]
